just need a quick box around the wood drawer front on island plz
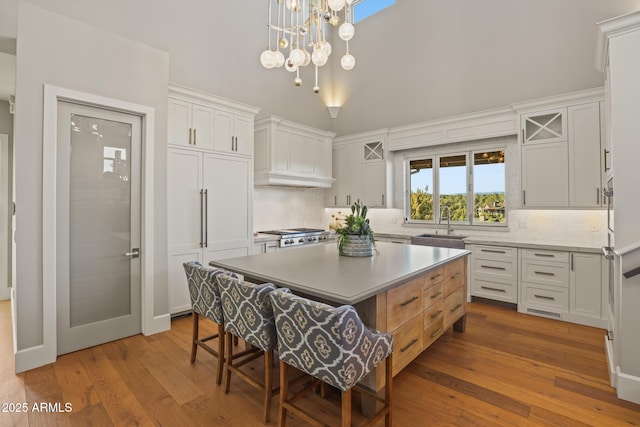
[423,282,444,310]
[423,315,445,349]
[424,267,445,288]
[387,277,424,331]
[445,257,466,296]
[391,314,423,376]
[444,288,466,330]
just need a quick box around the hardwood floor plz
[1,299,639,426]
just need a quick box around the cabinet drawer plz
[444,288,465,330]
[391,314,423,376]
[387,277,423,331]
[471,278,517,303]
[423,282,444,310]
[472,245,517,261]
[521,260,569,288]
[523,284,569,313]
[471,257,517,284]
[423,300,444,329]
[444,258,466,296]
[423,315,445,349]
[424,267,445,287]
[521,249,569,263]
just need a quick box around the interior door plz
[56,101,142,355]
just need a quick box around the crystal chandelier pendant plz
[261,0,357,93]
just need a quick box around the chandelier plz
[260,0,357,93]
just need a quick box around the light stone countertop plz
[210,242,470,305]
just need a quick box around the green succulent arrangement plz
[336,199,374,252]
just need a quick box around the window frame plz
[404,144,508,228]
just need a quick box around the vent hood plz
[254,115,336,188]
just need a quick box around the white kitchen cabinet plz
[327,131,389,208]
[517,95,604,209]
[469,245,518,304]
[168,84,259,157]
[569,103,602,207]
[521,108,567,144]
[521,142,569,207]
[569,253,602,322]
[167,148,253,314]
[168,98,214,150]
[254,116,335,187]
[213,109,253,156]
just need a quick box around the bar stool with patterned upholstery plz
[270,289,394,427]
[217,274,290,424]
[182,261,239,385]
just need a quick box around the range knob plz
[298,238,304,243]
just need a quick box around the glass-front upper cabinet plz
[521,108,567,144]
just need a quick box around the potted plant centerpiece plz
[336,199,375,257]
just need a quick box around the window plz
[354,0,396,23]
[406,148,506,226]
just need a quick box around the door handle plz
[124,248,140,258]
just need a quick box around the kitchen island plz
[209,242,470,400]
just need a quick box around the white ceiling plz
[0,52,15,101]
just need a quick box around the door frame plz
[34,84,164,367]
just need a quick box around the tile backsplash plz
[253,186,327,231]
[254,187,607,247]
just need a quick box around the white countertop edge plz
[462,237,602,254]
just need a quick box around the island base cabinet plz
[444,288,466,330]
[391,314,423,376]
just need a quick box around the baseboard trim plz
[143,313,171,336]
[14,344,56,374]
[617,369,640,404]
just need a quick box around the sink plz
[411,233,467,249]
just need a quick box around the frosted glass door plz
[56,101,141,355]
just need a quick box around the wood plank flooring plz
[1,299,639,426]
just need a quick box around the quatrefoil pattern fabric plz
[217,274,289,352]
[183,262,238,324]
[270,289,394,391]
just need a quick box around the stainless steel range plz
[259,228,330,248]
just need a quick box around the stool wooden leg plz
[190,311,198,363]
[386,354,393,427]
[279,361,288,427]
[216,324,225,385]
[224,332,233,394]
[264,350,274,424]
[341,388,351,427]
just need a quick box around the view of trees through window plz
[408,150,506,224]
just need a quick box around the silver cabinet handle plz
[522,190,526,206]
[193,128,197,145]
[596,188,600,205]
[604,149,610,172]
[400,338,418,353]
[480,249,506,254]
[481,286,506,293]
[430,310,443,319]
[534,271,555,276]
[400,295,419,307]
[204,189,208,248]
[381,194,385,205]
[534,253,554,258]
[451,303,462,312]
[231,136,234,151]
[430,328,442,338]
[429,291,442,299]
[534,294,555,301]
[480,265,506,271]
[623,266,640,279]
[200,189,205,248]
[124,248,140,258]
[189,128,193,145]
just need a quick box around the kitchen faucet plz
[440,206,453,234]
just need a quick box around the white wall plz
[0,101,12,297]
[2,0,639,137]
[14,3,169,353]
[330,0,640,135]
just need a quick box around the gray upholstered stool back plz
[270,289,393,391]
[183,261,237,324]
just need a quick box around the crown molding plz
[168,83,260,115]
